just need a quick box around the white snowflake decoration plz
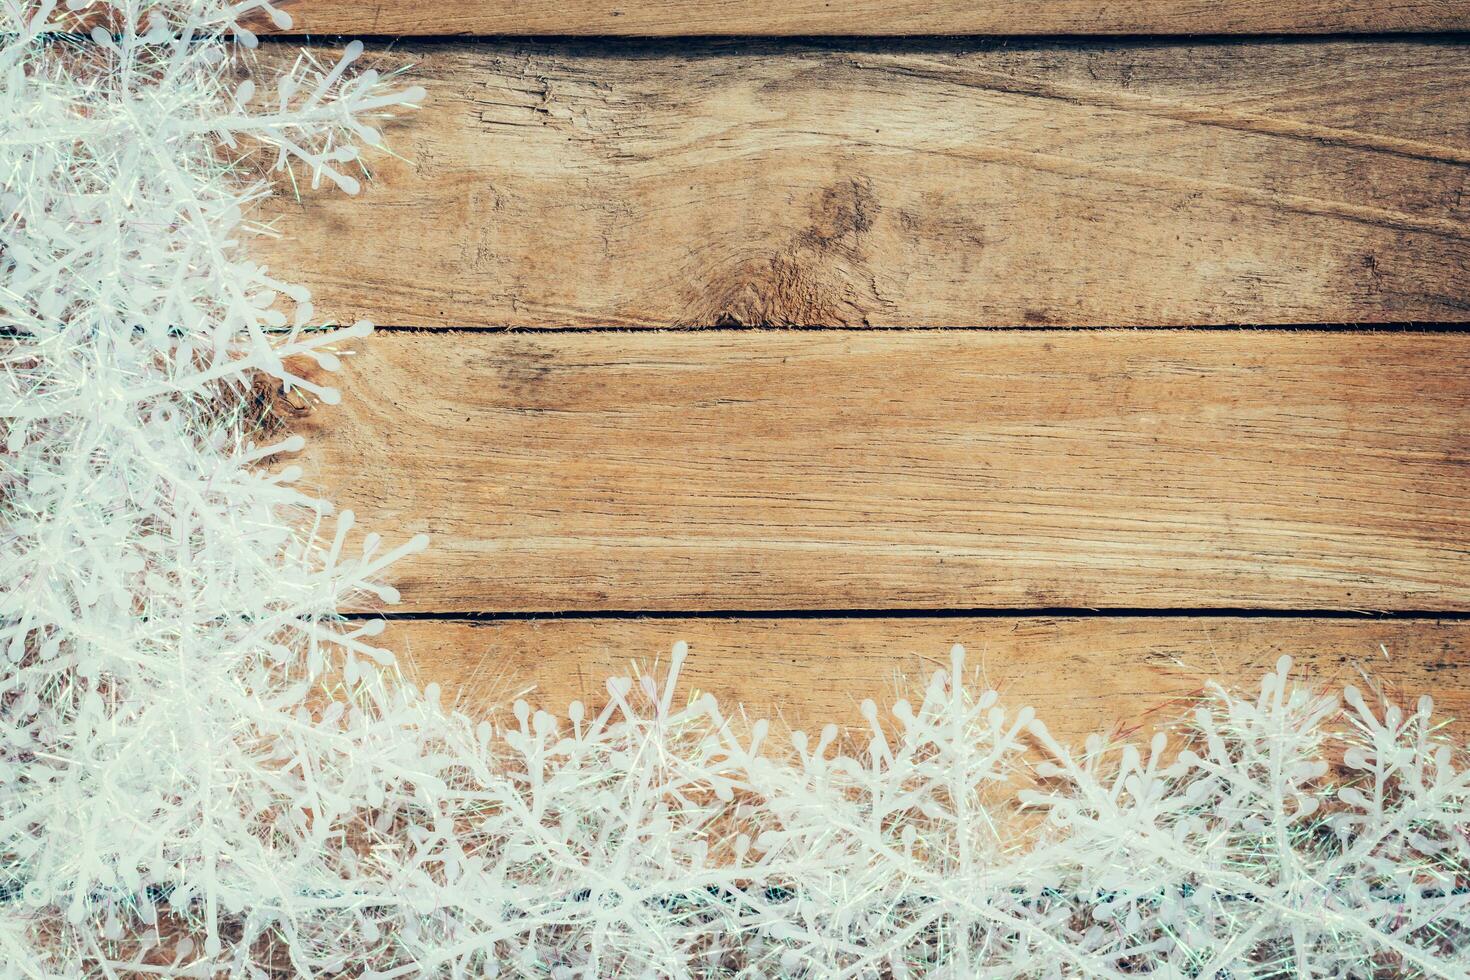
[3,1,1469,976]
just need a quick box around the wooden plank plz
[292,330,1470,613]
[258,40,1470,329]
[264,0,1470,37]
[388,617,1470,744]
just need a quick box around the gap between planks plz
[249,0,1470,37]
[352,608,1470,622]
[357,324,1470,335]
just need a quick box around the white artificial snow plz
[3,1,1469,976]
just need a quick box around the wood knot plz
[686,178,892,327]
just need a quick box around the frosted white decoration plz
[4,1,1470,976]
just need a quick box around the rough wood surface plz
[389,617,1470,743]
[265,0,1470,37]
[258,40,1470,328]
[292,330,1470,614]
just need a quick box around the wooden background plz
[265,1,1470,740]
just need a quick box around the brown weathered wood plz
[389,617,1470,743]
[292,330,1470,613]
[258,40,1470,329]
[266,0,1470,37]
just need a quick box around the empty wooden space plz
[264,0,1470,37]
[259,40,1470,329]
[260,14,1470,740]
[294,330,1470,613]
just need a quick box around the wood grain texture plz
[258,40,1470,329]
[266,0,1470,37]
[389,617,1470,743]
[292,330,1470,613]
